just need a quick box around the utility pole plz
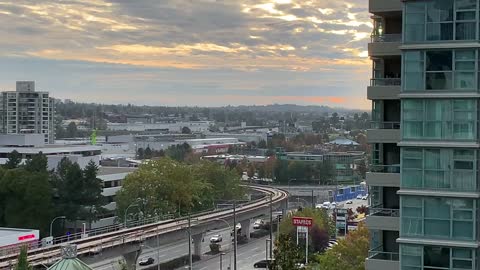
[311,190,315,208]
[269,194,273,259]
[188,214,192,270]
[233,200,237,270]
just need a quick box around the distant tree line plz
[0,151,105,236]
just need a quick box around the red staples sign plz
[292,217,313,227]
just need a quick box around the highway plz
[185,235,274,270]
[0,185,287,269]
[89,227,237,270]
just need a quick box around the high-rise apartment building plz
[366,1,479,270]
[0,81,55,143]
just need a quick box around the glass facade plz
[403,49,478,92]
[402,99,477,140]
[401,196,476,240]
[402,148,477,191]
[401,244,476,270]
[404,0,478,43]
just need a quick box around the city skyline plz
[0,0,371,109]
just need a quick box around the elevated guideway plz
[0,185,288,269]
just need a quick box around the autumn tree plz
[313,222,370,270]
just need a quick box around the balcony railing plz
[369,208,400,217]
[370,121,400,129]
[370,164,400,173]
[371,34,402,43]
[368,246,399,261]
[370,78,401,86]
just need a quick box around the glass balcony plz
[368,246,399,261]
[369,207,400,217]
[370,164,400,173]
[370,78,401,86]
[371,34,402,43]
[370,121,400,129]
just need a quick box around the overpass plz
[0,185,288,269]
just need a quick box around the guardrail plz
[368,246,399,261]
[371,34,401,43]
[369,164,400,173]
[369,208,399,217]
[0,185,288,269]
[370,121,400,129]
[370,78,401,86]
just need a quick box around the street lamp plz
[49,216,66,237]
[214,218,233,270]
[124,199,141,228]
[219,252,226,270]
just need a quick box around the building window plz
[401,148,477,191]
[400,244,475,270]
[404,49,477,91]
[402,99,477,140]
[404,0,478,42]
[401,196,475,240]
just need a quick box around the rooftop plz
[98,166,137,176]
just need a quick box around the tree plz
[181,126,192,134]
[357,159,367,179]
[271,234,301,270]
[258,139,267,149]
[137,148,145,160]
[310,225,330,253]
[51,158,104,230]
[14,246,32,270]
[5,150,22,169]
[318,161,335,185]
[79,161,106,224]
[66,122,78,138]
[24,153,48,173]
[313,223,370,270]
[144,146,153,159]
[0,168,52,235]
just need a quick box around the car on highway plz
[254,259,274,268]
[321,201,331,209]
[138,257,154,266]
[346,200,353,204]
[253,219,265,229]
[210,234,223,243]
[330,202,337,209]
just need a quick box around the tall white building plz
[0,81,55,143]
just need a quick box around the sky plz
[0,0,372,109]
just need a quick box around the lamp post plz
[214,218,233,270]
[219,252,226,270]
[49,216,66,237]
[124,199,140,228]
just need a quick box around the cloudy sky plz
[0,0,371,109]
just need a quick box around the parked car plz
[330,202,337,209]
[138,257,154,266]
[356,194,363,200]
[210,234,223,243]
[346,200,353,204]
[253,219,265,229]
[362,195,368,200]
[254,259,274,268]
[321,201,331,209]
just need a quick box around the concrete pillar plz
[192,233,204,258]
[123,246,142,270]
[240,219,251,241]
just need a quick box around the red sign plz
[292,217,313,227]
[18,234,36,241]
